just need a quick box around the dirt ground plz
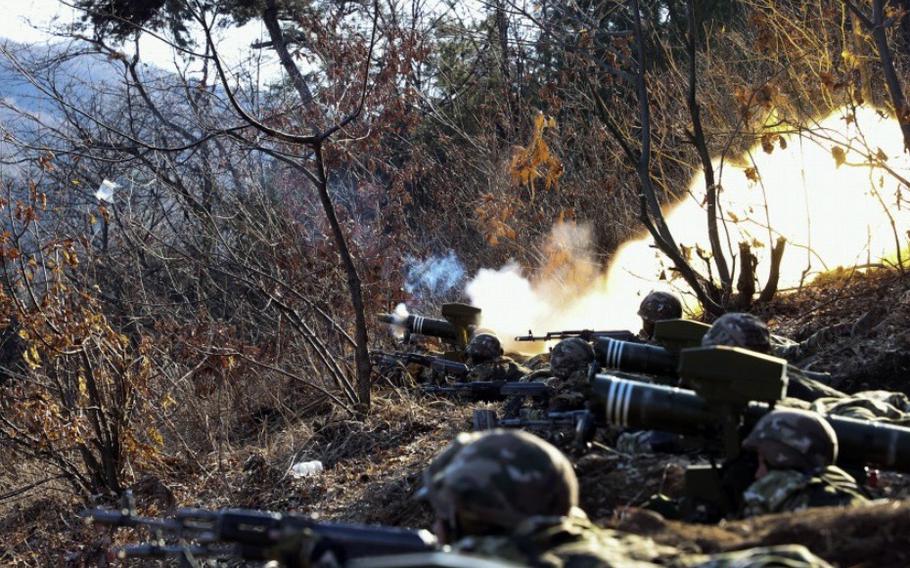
[3,269,910,566]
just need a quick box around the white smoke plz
[404,251,466,299]
[465,223,648,354]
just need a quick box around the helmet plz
[743,409,838,472]
[638,291,683,324]
[418,430,578,537]
[549,337,595,380]
[465,333,502,364]
[701,313,770,353]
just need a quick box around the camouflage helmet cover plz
[465,333,503,364]
[743,409,838,471]
[702,312,771,353]
[637,291,683,323]
[549,337,595,380]
[418,430,578,534]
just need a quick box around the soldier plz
[463,333,529,383]
[418,429,677,566]
[740,409,868,518]
[701,313,845,402]
[638,291,683,341]
[516,337,595,412]
[418,429,831,567]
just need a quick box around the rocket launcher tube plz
[594,337,677,376]
[376,313,459,342]
[592,372,910,473]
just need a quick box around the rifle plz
[420,381,551,403]
[591,346,910,518]
[371,351,470,379]
[473,408,596,450]
[514,329,640,343]
[82,495,437,568]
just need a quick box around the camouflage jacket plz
[453,510,673,567]
[809,390,910,425]
[677,545,833,568]
[453,512,832,568]
[465,357,530,383]
[741,466,867,517]
[784,366,846,403]
[518,368,590,413]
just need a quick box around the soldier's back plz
[454,513,672,567]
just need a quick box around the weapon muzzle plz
[594,338,677,376]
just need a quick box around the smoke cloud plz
[465,223,661,353]
[465,105,910,354]
[404,250,466,300]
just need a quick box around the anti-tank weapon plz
[371,351,470,380]
[593,318,835,387]
[81,495,437,568]
[591,346,910,518]
[420,381,551,403]
[377,303,481,350]
[472,408,596,450]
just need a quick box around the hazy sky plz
[0,0,279,78]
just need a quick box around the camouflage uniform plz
[638,291,683,341]
[741,466,868,517]
[419,430,676,567]
[678,545,833,568]
[809,390,910,425]
[739,409,867,518]
[511,338,594,418]
[707,314,910,419]
[702,314,845,403]
[464,333,529,383]
[419,430,831,568]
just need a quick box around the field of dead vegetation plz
[3,268,910,567]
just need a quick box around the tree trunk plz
[262,2,372,411]
[735,242,756,310]
[759,237,786,302]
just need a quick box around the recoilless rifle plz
[377,303,481,352]
[593,318,834,386]
[591,346,910,519]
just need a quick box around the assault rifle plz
[420,381,552,403]
[82,495,437,567]
[472,408,596,450]
[514,329,640,343]
[514,319,707,347]
[591,346,910,519]
[371,351,470,379]
[377,303,480,349]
